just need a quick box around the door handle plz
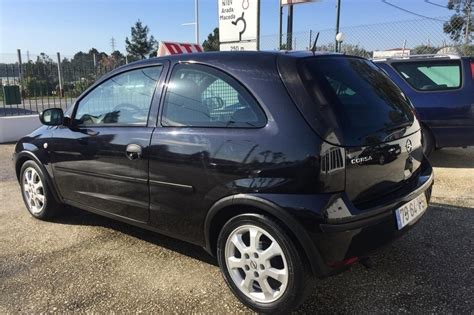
[126,144,143,160]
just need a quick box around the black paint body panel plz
[13,51,434,277]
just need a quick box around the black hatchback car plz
[14,51,434,313]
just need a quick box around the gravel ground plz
[0,144,472,313]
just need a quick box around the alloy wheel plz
[22,167,46,214]
[224,224,289,304]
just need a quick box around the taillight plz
[471,60,474,80]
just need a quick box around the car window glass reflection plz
[75,66,162,126]
[162,64,266,128]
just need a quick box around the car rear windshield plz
[392,60,462,91]
[298,57,415,146]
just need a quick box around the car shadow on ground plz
[429,147,474,168]
[51,205,218,266]
[39,201,474,312]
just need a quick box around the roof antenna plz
[311,32,320,55]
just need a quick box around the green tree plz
[111,50,125,64]
[443,0,473,43]
[341,44,371,58]
[411,45,440,55]
[317,43,371,58]
[203,27,220,51]
[125,20,157,59]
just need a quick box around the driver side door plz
[51,64,166,222]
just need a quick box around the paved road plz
[0,144,473,313]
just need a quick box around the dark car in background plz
[13,51,433,313]
[375,55,474,155]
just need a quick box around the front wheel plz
[20,160,62,220]
[217,214,311,313]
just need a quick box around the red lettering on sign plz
[164,43,183,54]
[180,43,194,53]
[158,42,204,56]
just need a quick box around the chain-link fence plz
[0,52,126,116]
[260,16,473,57]
[1,16,472,116]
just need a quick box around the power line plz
[380,0,447,22]
[424,0,448,9]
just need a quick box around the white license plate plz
[395,193,428,230]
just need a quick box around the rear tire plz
[217,214,311,313]
[20,160,62,220]
[421,126,435,157]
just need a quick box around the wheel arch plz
[421,122,437,149]
[15,151,62,203]
[204,194,327,277]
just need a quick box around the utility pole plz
[287,4,294,50]
[195,0,199,44]
[335,0,341,52]
[465,0,472,45]
[182,0,199,44]
[279,0,283,49]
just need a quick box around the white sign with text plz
[219,41,258,51]
[219,0,259,50]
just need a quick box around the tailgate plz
[345,129,423,208]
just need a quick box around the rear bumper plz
[315,160,434,272]
[238,159,434,278]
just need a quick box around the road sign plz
[219,0,260,51]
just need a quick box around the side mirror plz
[39,108,64,126]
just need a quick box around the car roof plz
[97,50,361,86]
[117,50,345,70]
[373,54,468,64]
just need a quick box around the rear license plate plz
[395,193,428,230]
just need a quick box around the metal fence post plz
[17,49,22,84]
[17,49,24,113]
[57,52,63,98]
[93,53,97,78]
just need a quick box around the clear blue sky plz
[0,0,451,57]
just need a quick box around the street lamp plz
[181,0,200,44]
[335,0,341,52]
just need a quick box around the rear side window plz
[393,61,461,91]
[298,57,415,146]
[161,64,266,128]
